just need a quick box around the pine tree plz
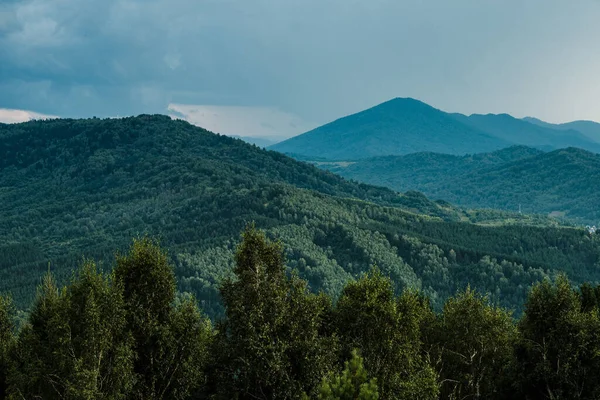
[316,349,379,400]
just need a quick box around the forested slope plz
[1,116,599,318]
[323,146,600,223]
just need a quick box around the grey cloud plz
[0,0,599,123]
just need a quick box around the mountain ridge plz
[524,116,600,143]
[1,115,595,318]
[271,98,600,159]
[322,145,600,223]
[270,98,510,160]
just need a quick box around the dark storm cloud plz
[0,0,599,123]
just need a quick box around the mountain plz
[270,98,600,160]
[452,113,600,153]
[524,117,600,143]
[322,146,600,223]
[2,116,599,318]
[270,98,510,160]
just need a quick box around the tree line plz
[2,226,600,399]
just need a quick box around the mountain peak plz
[377,97,434,111]
[270,98,506,160]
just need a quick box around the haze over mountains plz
[270,98,600,159]
[523,117,600,143]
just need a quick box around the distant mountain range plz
[322,146,600,223]
[523,117,600,143]
[270,98,600,159]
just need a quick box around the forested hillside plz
[2,227,600,399]
[322,146,600,224]
[1,116,599,319]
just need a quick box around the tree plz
[316,349,379,400]
[514,275,600,399]
[0,295,15,399]
[114,237,212,400]
[9,263,134,399]
[432,287,516,400]
[333,268,438,400]
[212,225,336,399]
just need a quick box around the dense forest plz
[2,226,600,399]
[1,116,599,320]
[322,146,600,224]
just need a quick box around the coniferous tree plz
[315,349,379,400]
[212,225,336,399]
[114,238,212,400]
[334,268,438,400]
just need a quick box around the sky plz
[1,0,599,137]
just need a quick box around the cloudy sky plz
[1,0,599,136]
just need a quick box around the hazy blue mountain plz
[270,98,510,160]
[524,117,600,143]
[322,146,600,223]
[270,98,600,160]
[452,113,600,153]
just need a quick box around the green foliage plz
[0,296,15,398]
[316,349,379,400]
[0,115,462,313]
[114,238,212,400]
[514,275,600,399]
[212,225,336,399]
[8,264,134,399]
[4,227,600,399]
[324,145,600,223]
[431,287,516,400]
[4,116,600,329]
[334,268,438,400]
